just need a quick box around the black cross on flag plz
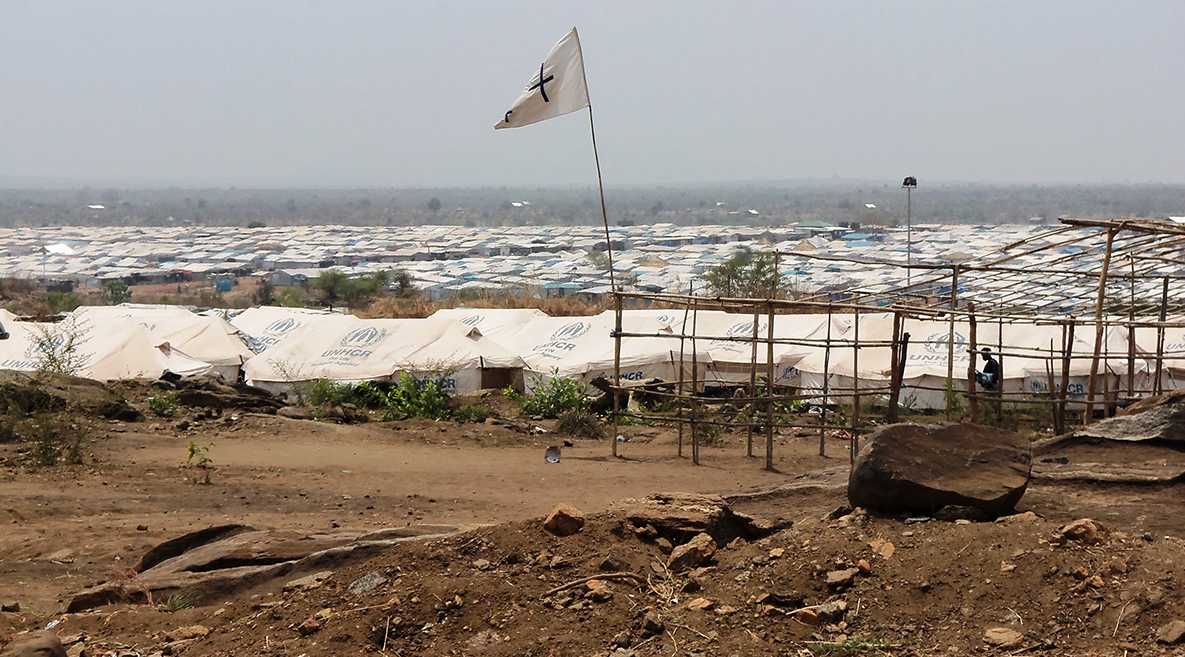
[495,28,590,130]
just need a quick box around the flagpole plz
[574,29,616,292]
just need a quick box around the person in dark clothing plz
[976,347,1000,390]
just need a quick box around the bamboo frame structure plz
[604,217,1185,469]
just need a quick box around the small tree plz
[427,197,442,213]
[315,270,350,310]
[255,279,275,306]
[392,270,417,298]
[103,280,131,305]
[32,319,87,377]
[703,247,782,298]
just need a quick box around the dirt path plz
[0,415,842,614]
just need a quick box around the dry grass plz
[361,293,609,318]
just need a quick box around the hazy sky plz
[2,1,1183,187]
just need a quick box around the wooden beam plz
[1084,227,1118,422]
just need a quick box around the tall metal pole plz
[906,186,912,287]
[574,34,616,292]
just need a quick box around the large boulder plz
[848,423,1031,517]
[0,632,65,657]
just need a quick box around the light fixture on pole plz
[902,176,917,286]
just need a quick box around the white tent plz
[686,312,825,385]
[243,317,526,395]
[496,313,712,393]
[230,306,356,353]
[0,316,210,381]
[70,305,254,380]
[426,307,549,342]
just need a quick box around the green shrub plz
[519,374,588,418]
[148,392,180,417]
[383,374,450,421]
[23,414,84,466]
[557,410,604,439]
[452,404,491,423]
[302,379,391,409]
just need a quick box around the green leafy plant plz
[452,403,491,423]
[148,391,180,417]
[519,374,588,418]
[186,440,213,485]
[383,373,450,421]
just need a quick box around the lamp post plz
[902,176,917,286]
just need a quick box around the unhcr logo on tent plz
[532,321,590,357]
[320,326,388,361]
[265,318,300,335]
[915,331,969,362]
[551,321,590,341]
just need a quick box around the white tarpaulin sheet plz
[0,315,210,381]
[244,317,525,395]
[427,308,549,342]
[230,306,356,353]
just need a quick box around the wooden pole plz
[1084,227,1117,422]
[819,301,832,457]
[1155,277,1169,395]
[1059,319,1074,432]
[896,332,911,412]
[966,303,978,423]
[612,293,623,458]
[1128,256,1136,402]
[746,306,759,458]
[690,298,700,465]
[765,300,775,471]
[675,287,692,458]
[1046,338,1059,429]
[996,308,1004,421]
[887,311,902,423]
[945,266,960,420]
[851,303,861,465]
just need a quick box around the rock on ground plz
[983,627,1024,648]
[667,532,717,572]
[1054,518,1107,545]
[0,632,66,657]
[543,504,586,536]
[1156,620,1185,644]
[848,423,1031,516]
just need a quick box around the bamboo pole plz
[945,266,960,420]
[675,286,692,458]
[1046,338,1058,430]
[966,303,978,423]
[851,303,861,465]
[887,311,902,423]
[765,300,775,471]
[747,306,759,458]
[612,293,622,458]
[690,297,700,465]
[996,307,1004,421]
[1084,227,1117,422]
[819,301,832,457]
[1155,276,1168,395]
[1128,257,1136,401]
[1059,319,1074,431]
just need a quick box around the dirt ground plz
[2,403,1185,656]
[0,414,837,615]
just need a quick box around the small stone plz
[136,525,148,532]
[983,627,1023,648]
[165,625,209,642]
[298,616,322,636]
[473,558,492,570]
[0,601,19,612]
[585,579,613,603]
[667,533,717,572]
[715,605,737,616]
[825,568,859,589]
[641,609,665,636]
[686,597,715,611]
[543,504,586,536]
[45,548,75,563]
[599,556,628,572]
[995,511,1039,524]
[283,570,333,592]
[1053,518,1106,545]
[768,547,785,559]
[347,571,389,596]
[816,600,848,623]
[1156,620,1185,644]
[856,559,872,574]
[869,538,895,560]
[789,607,820,625]
[655,537,673,554]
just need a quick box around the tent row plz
[4,305,1185,409]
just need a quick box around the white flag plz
[495,28,589,130]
